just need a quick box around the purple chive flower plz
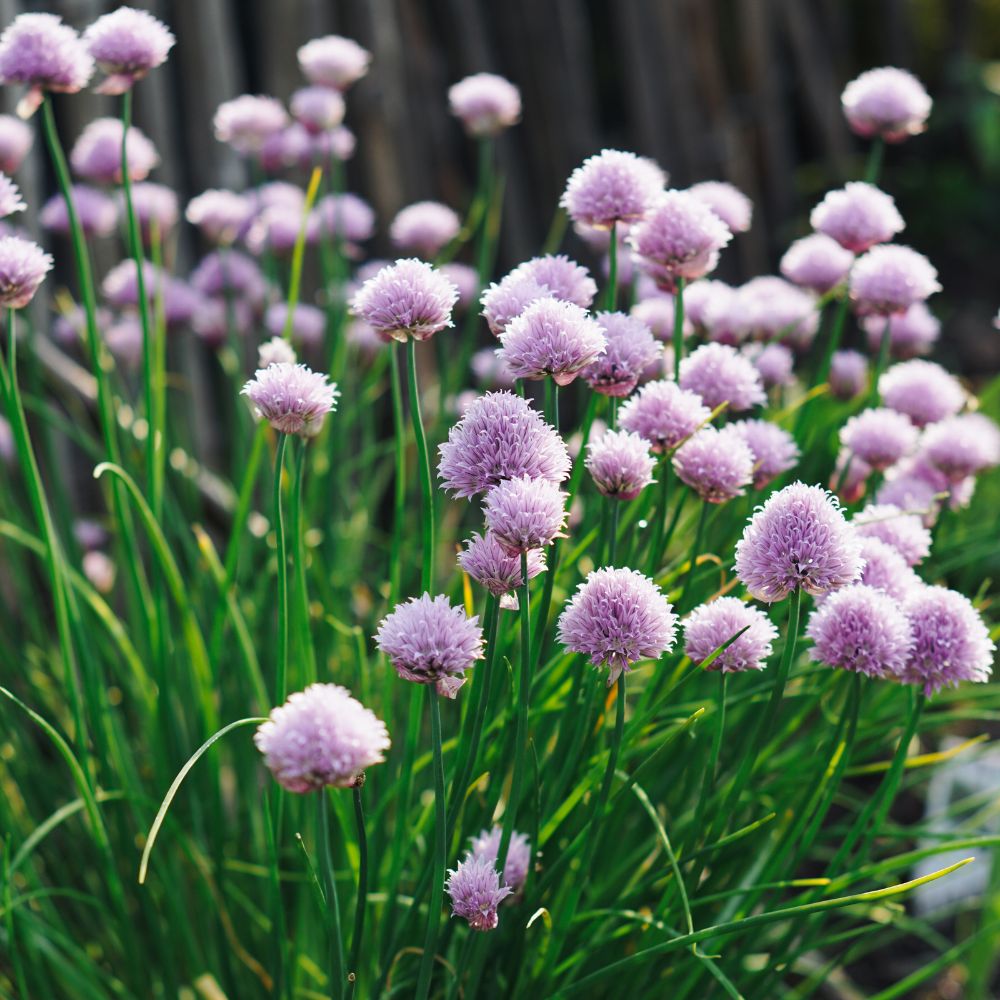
[879,455,974,519]
[862,302,939,360]
[586,429,656,501]
[186,189,254,245]
[681,280,731,336]
[213,95,288,155]
[515,255,598,309]
[780,233,854,294]
[628,189,732,290]
[468,826,531,893]
[829,350,869,400]
[850,244,940,317]
[738,276,819,349]
[853,503,931,566]
[448,73,521,137]
[0,115,33,173]
[480,271,550,338]
[121,181,179,240]
[351,258,458,343]
[0,14,93,117]
[254,684,390,793]
[497,297,606,386]
[629,292,684,343]
[558,567,678,684]
[83,6,175,95]
[259,122,312,173]
[560,149,665,229]
[672,425,755,503]
[731,419,800,489]
[193,298,254,348]
[437,391,570,498]
[0,236,52,308]
[241,363,338,438]
[832,448,873,505]
[440,262,479,311]
[470,347,516,388]
[900,587,994,696]
[190,250,268,309]
[483,475,568,554]
[265,302,326,349]
[744,342,795,390]
[688,180,752,234]
[810,183,904,254]
[40,185,118,237]
[446,856,513,932]
[375,593,484,698]
[310,125,355,163]
[102,261,199,325]
[679,342,766,414]
[297,35,371,91]
[878,359,965,427]
[619,379,711,454]
[312,193,376,249]
[0,174,24,219]
[842,67,932,143]
[70,118,158,185]
[920,414,1000,483]
[840,407,918,471]
[684,597,778,673]
[858,536,923,603]
[289,85,345,135]
[582,311,660,396]
[389,201,461,259]
[258,336,297,368]
[458,531,546,598]
[807,584,912,679]
[245,206,317,257]
[735,483,864,603]
[104,315,142,367]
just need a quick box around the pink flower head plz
[254,684,389,792]
[744,342,795,390]
[840,407,918,471]
[70,117,159,185]
[122,182,179,240]
[679,342,765,413]
[258,122,312,172]
[853,503,931,566]
[311,125,355,163]
[470,347,516,388]
[810,182,903,254]
[738,276,819,349]
[807,584,912,679]
[688,180,752,233]
[245,207,317,258]
[290,85,345,135]
[440,262,478,311]
[193,297,254,348]
[480,271,550,338]
[628,189,732,290]
[582,311,660,396]
[265,302,326,348]
[258,336,297,368]
[0,13,93,117]
[241,362,338,438]
[561,148,665,230]
[858,536,923,603]
[619,379,711,454]
[900,586,994,696]
[692,281,745,345]
[483,475,568,554]
[186,189,254,245]
[312,193,376,249]
[467,826,531,894]
[446,855,513,931]
[0,174,24,219]
[586,429,656,501]
[920,414,1000,483]
[862,302,939,359]
[437,391,570,498]
[558,567,677,684]
[0,236,52,308]
[735,483,864,603]
[842,67,932,143]
[448,72,521,137]
[375,593,484,698]
[829,350,869,400]
[631,293,689,344]
[780,233,854,294]
[672,424,755,503]
[213,95,288,155]
[0,115,33,173]
[878,359,965,427]
[83,6,175,94]
[832,448,873,505]
[497,297,606,386]
[514,254,597,309]
[190,250,268,309]
[731,418,800,489]
[40,185,117,237]
[684,596,777,673]
[878,456,973,520]
[849,244,940,317]
[351,258,458,342]
[389,201,461,259]
[297,35,371,91]
[458,531,546,599]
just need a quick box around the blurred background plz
[2,0,999,376]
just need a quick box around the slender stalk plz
[605,221,618,312]
[348,783,368,1000]
[291,439,315,684]
[388,345,407,607]
[864,137,885,185]
[273,433,290,702]
[406,338,435,592]
[607,502,621,565]
[672,277,686,381]
[646,457,671,576]
[544,378,559,434]
[415,689,447,1000]
[868,314,893,407]
[317,790,346,1000]
[678,499,710,611]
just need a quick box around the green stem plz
[864,137,885,185]
[317,790,346,1000]
[604,221,618,312]
[606,501,621,565]
[868,314,892,407]
[388,345,407,607]
[291,439,315,684]
[544,378,559,434]
[678,499,709,611]
[273,433,289,702]
[646,458,671,576]
[415,689,447,1000]
[347,783,368,1000]
[406,339,435,593]
[672,277,686,381]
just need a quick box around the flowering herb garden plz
[1,8,999,1000]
